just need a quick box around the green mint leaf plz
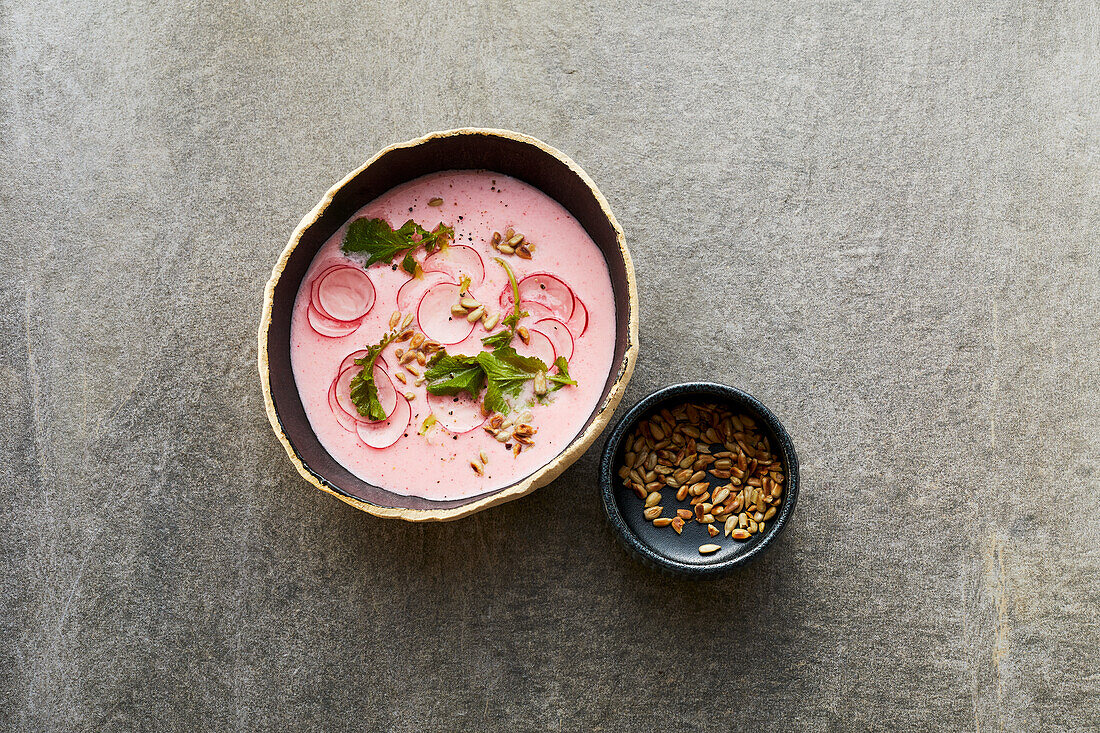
[474,346,549,414]
[348,332,397,420]
[490,345,547,375]
[483,380,509,415]
[342,218,454,267]
[549,356,577,390]
[401,252,418,274]
[424,351,486,399]
[480,330,513,349]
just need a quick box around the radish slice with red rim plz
[328,380,361,433]
[422,245,485,287]
[307,302,360,338]
[337,351,389,376]
[337,349,369,375]
[426,390,487,434]
[333,361,397,422]
[310,264,342,312]
[500,273,575,321]
[518,328,556,366]
[396,270,452,313]
[315,266,375,322]
[565,297,588,338]
[532,318,573,361]
[417,281,476,344]
[355,388,411,449]
[513,300,557,323]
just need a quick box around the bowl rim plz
[599,382,799,576]
[258,128,639,521]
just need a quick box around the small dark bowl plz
[599,383,799,578]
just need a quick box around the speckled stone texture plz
[1,1,1097,731]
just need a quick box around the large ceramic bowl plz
[259,128,638,521]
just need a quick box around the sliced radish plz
[315,266,375,322]
[307,302,360,338]
[327,380,361,433]
[417,281,476,345]
[396,270,452,313]
[565,297,588,338]
[499,273,576,321]
[519,328,556,366]
[337,351,389,376]
[310,264,345,313]
[532,318,574,361]
[514,301,557,322]
[426,390,487,434]
[422,245,485,287]
[337,349,369,375]
[355,390,411,449]
[333,362,397,422]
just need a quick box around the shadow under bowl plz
[599,382,799,577]
[259,128,639,521]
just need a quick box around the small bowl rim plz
[258,128,639,521]
[599,382,799,577]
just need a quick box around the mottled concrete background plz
[2,0,1098,730]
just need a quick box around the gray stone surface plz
[2,0,1097,730]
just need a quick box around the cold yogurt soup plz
[290,170,616,500]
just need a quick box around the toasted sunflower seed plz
[643,506,662,520]
[698,544,721,555]
[644,491,662,508]
[428,197,444,206]
[388,311,401,329]
[653,518,673,527]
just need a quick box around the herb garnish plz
[400,252,421,276]
[342,217,454,268]
[482,258,528,349]
[424,345,575,415]
[348,331,398,420]
[421,352,486,400]
[549,356,577,390]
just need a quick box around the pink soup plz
[290,171,617,501]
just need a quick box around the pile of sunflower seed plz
[617,402,786,555]
[490,228,533,259]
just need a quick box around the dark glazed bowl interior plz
[265,131,634,515]
[600,383,799,577]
